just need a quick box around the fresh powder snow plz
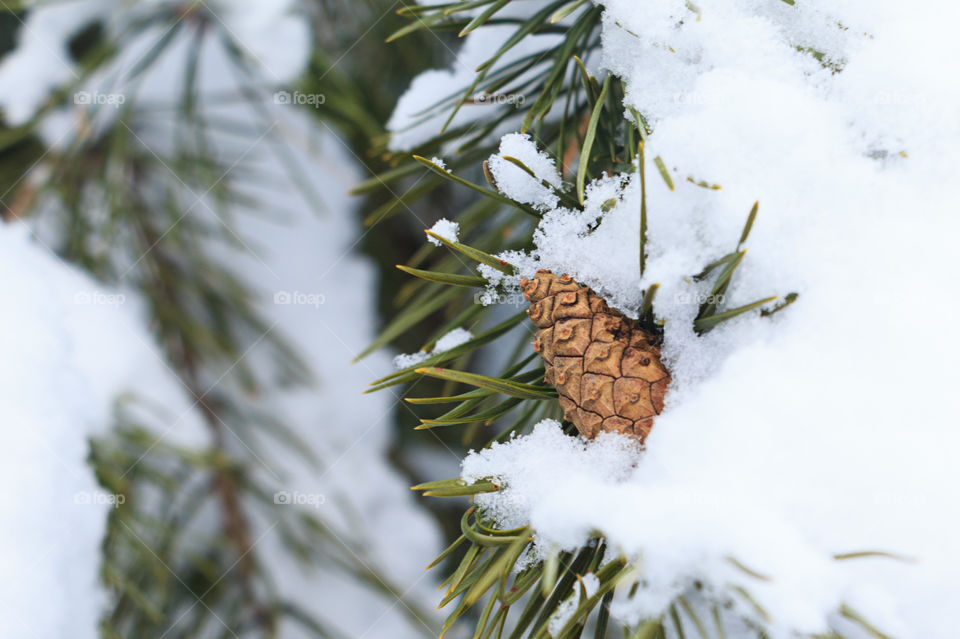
[427,218,461,246]
[487,133,564,212]
[394,327,474,370]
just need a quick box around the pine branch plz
[360,3,807,637]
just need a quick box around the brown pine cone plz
[520,270,670,441]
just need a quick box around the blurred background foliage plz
[0,1,473,636]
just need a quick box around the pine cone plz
[520,270,670,441]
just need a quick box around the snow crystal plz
[433,327,473,352]
[427,218,460,245]
[488,133,564,211]
[394,328,474,370]
[513,172,644,311]
[463,421,640,536]
[394,351,430,370]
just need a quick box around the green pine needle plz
[653,155,675,190]
[577,74,611,205]
[415,367,556,400]
[397,264,488,287]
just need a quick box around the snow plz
[394,351,430,371]
[394,328,474,370]
[0,224,202,639]
[0,0,107,125]
[221,111,445,638]
[386,25,564,152]
[444,1,960,637]
[434,327,475,353]
[490,172,645,315]
[427,218,460,246]
[548,571,601,637]
[488,133,564,212]
[210,0,311,83]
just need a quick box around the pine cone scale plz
[521,270,671,441]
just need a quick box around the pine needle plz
[577,74,611,205]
